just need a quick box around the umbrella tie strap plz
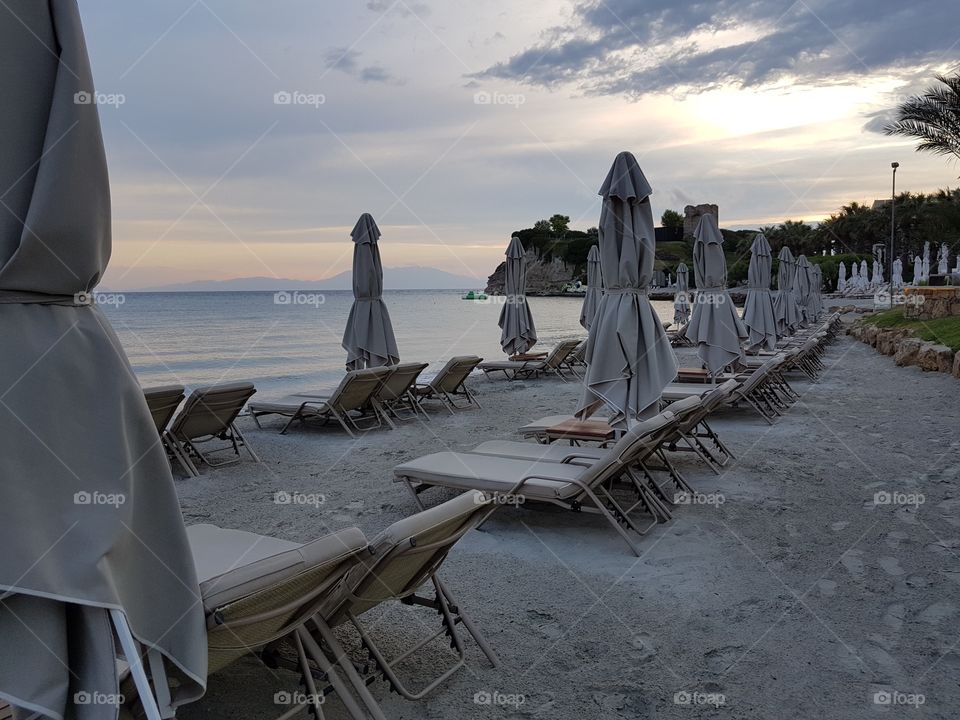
[0,290,93,306]
[606,288,648,295]
[747,286,771,291]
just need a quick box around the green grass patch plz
[863,308,960,352]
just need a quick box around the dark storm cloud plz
[479,0,960,97]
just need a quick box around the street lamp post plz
[890,162,899,307]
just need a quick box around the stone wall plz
[903,287,960,320]
[849,321,960,379]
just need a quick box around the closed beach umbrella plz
[576,152,678,428]
[893,258,904,289]
[811,264,823,319]
[674,262,691,326]
[498,235,538,355]
[914,256,923,285]
[859,259,869,291]
[579,244,603,330]
[922,242,930,281]
[679,214,747,374]
[872,260,883,289]
[939,243,949,275]
[848,262,860,293]
[342,214,400,370]
[773,247,800,335]
[838,261,847,293]
[0,2,206,717]
[742,233,777,352]
[795,255,813,325]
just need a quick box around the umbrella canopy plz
[673,262,691,326]
[795,255,813,325]
[914,256,923,285]
[678,214,747,374]
[579,244,603,330]
[893,258,904,289]
[576,152,678,428]
[859,259,869,290]
[0,1,206,716]
[742,233,777,352]
[838,261,847,292]
[341,214,399,370]
[871,260,883,289]
[498,235,538,355]
[939,243,949,275]
[810,264,823,319]
[922,241,930,281]
[773,246,800,335]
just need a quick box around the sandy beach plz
[174,319,958,720]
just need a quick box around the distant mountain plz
[137,266,483,292]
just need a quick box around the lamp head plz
[891,162,900,169]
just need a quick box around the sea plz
[100,290,678,397]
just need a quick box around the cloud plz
[365,0,430,18]
[478,0,960,98]
[324,47,403,84]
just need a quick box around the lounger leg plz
[110,610,164,720]
[297,627,380,720]
[231,423,260,462]
[292,632,327,720]
[308,619,388,720]
[432,575,499,667]
[580,486,645,556]
[280,410,305,435]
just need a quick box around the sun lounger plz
[176,491,497,719]
[143,384,185,433]
[479,338,581,381]
[166,382,259,476]
[250,366,392,436]
[370,362,429,426]
[395,413,679,555]
[316,490,500,702]
[413,356,483,413]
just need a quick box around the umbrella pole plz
[110,609,166,720]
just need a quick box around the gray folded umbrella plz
[673,263,691,326]
[341,213,400,370]
[772,246,800,336]
[579,245,603,330]
[742,233,777,352]
[498,235,538,355]
[678,214,747,375]
[810,264,823,319]
[576,152,678,428]
[0,2,206,717]
[795,254,813,326]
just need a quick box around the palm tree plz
[885,72,960,162]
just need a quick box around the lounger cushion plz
[249,396,332,416]
[660,383,713,400]
[394,452,587,500]
[375,490,487,546]
[470,440,606,463]
[479,360,542,371]
[187,524,368,610]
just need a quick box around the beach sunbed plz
[143,384,185,433]
[175,491,497,719]
[478,338,582,381]
[413,355,483,413]
[395,412,678,555]
[370,362,430,426]
[316,490,500,702]
[166,382,259,476]
[249,366,392,436]
[662,379,739,474]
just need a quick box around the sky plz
[71,0,960,290]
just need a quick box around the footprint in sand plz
[918,601,957,625]
[629,633,657,662]
[841,550,865,578]
[831,521,850,531]
[818,579,837,597]
[885,531,908,549]
[883,603,905,632]
[879,557,905,576]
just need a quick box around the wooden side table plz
[544,419,615,446]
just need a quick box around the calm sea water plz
[101,290,677,396]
